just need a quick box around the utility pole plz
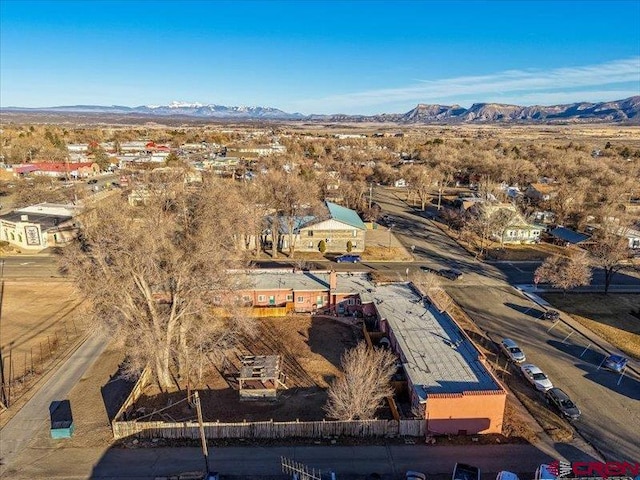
[193,391,210,475]
[368,182,373,210]
[0,260,7,409]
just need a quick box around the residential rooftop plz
[373,283,501,400]
[244,270,374,298]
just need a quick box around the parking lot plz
[448,284,640,463]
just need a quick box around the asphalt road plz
[373,188,640,463]
[3,443,557,479]
[0,256,61,278]
[0,331,108,475]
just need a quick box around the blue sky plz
[1,0,639,114]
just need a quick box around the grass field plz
[542,293,640,359]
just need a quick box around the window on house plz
[297,296,304,303]
[308,241,313,248]
[258,295,266,302]
[352,230,357,237]
[242,295,251,303]
[347,298,354,305]
[307,231,314,237]
[286,294,293,302]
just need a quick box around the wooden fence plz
[112,366,152,424]
[112,417,425,440]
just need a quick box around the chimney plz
[20,214,29,222]
[329,270,337,291]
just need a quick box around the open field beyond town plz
[542,293,640,360]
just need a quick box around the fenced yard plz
[112,417,425,440]
[0,280,88,410]
[110,314,423,441]
[116,315,392,424]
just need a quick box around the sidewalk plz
[515,284,640,377]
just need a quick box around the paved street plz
[0,331,108,476]
[1,186,638,478]
[5,443,558,479]
[373,188,640,463]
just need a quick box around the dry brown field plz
[0,280,89,406]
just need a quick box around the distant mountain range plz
[3,96,639,123]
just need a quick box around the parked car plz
[496,472,520,480]
[420,266,463,280]
[406,471,427,480]
[546,387,581,420]
[335,254,361,263]
[438,268,463,280]
[535,465,556,480]
[602,354,628,373]
[542,309,560,321]
[500,338,526,363]
[520,364,553,391]
[453,463,480,480]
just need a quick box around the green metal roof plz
[325,201,366,230]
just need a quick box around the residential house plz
[525,183,559,202]
[274,201,366,253]
[394,178,407,188]
[469,203,541,244]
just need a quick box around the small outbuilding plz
[238,355,287,400]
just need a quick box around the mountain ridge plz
[3,96,639,123]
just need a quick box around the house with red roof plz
[30,162,100,178]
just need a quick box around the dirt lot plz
[134,315,365,422]
[0,280,89,407]
[542,293,640,359]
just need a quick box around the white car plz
[520,364,553,391]
[500,338,526,363]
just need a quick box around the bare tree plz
[534,253,592,293]
[403,165,434,210]
[61,175,255,389]
[589,221,632,295]
[324,342,397,421]
[258,170,319,259]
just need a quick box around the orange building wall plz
[426,390,506,435]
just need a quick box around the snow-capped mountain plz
[3,97,638,123]
[3,102,304,119]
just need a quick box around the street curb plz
[513,286,640,378]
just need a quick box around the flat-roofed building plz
[373,283,506,435]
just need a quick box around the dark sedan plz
[546,387,581,420]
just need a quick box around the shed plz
[238,355,287,400]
